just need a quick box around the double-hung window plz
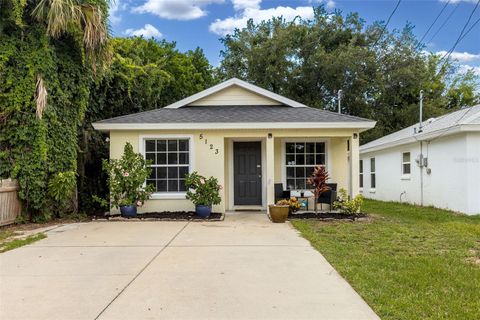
[370,158,376,189]
[285,142,326,190]
[359,159,364,189]
[402,152,411,176]
[144,138,190,193]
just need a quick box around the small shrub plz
[102,143,155,209]
[333,188,364,215]
[185,172,221,206]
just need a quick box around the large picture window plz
[285,142,326,190]
[145,138,190,192]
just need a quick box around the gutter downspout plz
[420,141,424,206]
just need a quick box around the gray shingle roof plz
[96,105,372,124]
[360,104,480,152]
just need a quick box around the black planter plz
[120,205,137,218]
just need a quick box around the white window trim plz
[359,159,364,192]
[370,157,376,192]
[401,151,411,180]
[139,134,195,200]
[228,138,266,210]
[281,138,331,191]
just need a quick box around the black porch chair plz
[317,183,337,210]
[274,183,291,203]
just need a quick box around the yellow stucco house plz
[93,78,375,213]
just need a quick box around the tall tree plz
[219,6,479,142]
[77,37,217,213]
[0,0,109,220]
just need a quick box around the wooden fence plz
[0,179,22,226]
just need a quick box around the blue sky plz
[110,0,480,73]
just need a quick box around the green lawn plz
[292,199,480,320]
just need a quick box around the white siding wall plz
[360,132,480,215]
[466,132,480,214]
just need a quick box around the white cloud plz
[133,0,224,20]
[125,24,163,38]
[109,0,128,24]
[232,0,261,10]
[209,6,315,35]
[436,51,480,63]
[459,64,480,76]
[309,0,336,9]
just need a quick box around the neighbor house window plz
[145,139,190,192]
[359,159,364,189]
[285,142,326,190]
[370,158,376,189]
[402,152,411,175]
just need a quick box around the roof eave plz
[360,125,470,154]
[93,121,376,132]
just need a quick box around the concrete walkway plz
[0,213,379,320]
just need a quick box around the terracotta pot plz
[268,205,289,223]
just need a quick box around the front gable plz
[164,78,308,109]
[188,85,281,106]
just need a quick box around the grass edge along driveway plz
[293,199,480,320]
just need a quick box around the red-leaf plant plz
[307,166,331,212]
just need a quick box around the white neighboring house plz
[359,105,480,215]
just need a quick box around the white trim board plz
[163,78,307,109]
[94,121,376,131]
[228,138,267,211]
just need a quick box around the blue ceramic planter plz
[120,205,137,218]
[195,205,212,218]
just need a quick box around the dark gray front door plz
[234,141,262,205]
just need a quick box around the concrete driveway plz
[0,213,379,320]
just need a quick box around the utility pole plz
[338,90,343,114]
[419,90,424,133]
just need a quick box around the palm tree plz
[31,0,110,117]
[32,0,109,63]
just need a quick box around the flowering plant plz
[185,171,222,206]
[276,197,301,212]
[102,142,155,208]
[333,188,364,215]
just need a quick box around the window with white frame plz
[402,152,411,175]
[144,138,190,193]
[370,157,376,189]
[359,159,364,189]
[285,142,326,190]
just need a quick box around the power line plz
[373,0,402,47]
[427,2,460,44]
[458,15,480,43]
[437,0,480,73]
[417,0,450,49]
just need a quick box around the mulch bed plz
[93,211,224,222]
[288,211,367,221]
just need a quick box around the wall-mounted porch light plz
[268,133,273,139]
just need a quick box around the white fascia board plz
[163,78,308,109]
[360,126,465,154]
[93,121,376,131]
[460,124,480,132]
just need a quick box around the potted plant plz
[102,142,155,217]
[269,200,290,223]
[307,166,331,212]
[185,172,221,218]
